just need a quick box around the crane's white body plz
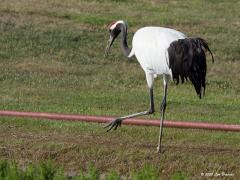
[129,27,186,81]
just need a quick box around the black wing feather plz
[168,38,214,98]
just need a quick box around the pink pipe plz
[0,110,239,132]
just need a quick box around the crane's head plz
[105,20,126,57]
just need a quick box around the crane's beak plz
[105,36,114,57]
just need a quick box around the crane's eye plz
[109,29,112,33]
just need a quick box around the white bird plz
[104,20,214,153]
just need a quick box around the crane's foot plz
[104,119,122,132]
[157,146,164,154]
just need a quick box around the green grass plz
[0,117,239,179]
[0,160,188,179]
[0,160,65,180]
[0,0,240,179]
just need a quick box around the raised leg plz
[104,73,155,132]
[104,88,155,131]
[157,75,169,153]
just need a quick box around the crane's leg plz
[157,75,169,153]
[104,73,155,131]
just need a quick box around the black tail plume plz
[195,37,214,63]
[168,38,214,98]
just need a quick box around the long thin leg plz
[104,88,155,131]
[105,73,155,131]
[157,77,168,153]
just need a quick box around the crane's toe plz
[104,119,122,132]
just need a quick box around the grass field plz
[0,0,240,179]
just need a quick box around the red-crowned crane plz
[104,20,214,153]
